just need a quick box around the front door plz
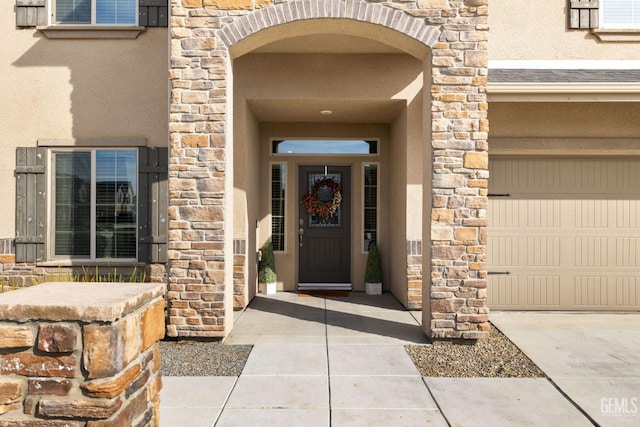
[298,166,351,290]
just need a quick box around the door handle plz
[298,227,304,247]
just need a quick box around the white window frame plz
[600,0,640,29]
[52,0,139,26]
[47,148,138,262]
[270,162,287,253]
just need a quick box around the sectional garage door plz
[488,157,640,311]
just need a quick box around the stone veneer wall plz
[0,282,165,426]
[426,0,489,339]
[169,0,489,340]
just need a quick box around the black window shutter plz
[138,147,168,263]
[15,147,47,263]
[139,0,168,27]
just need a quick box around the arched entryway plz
[167,0,490,341]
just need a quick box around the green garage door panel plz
[488,158,640,311]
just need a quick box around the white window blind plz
[96,0,136,24]
[602,0,640,28]
[56,0,136,24]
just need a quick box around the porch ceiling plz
[243,33,411,124]
[247,99,406,123]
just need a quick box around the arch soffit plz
[217,0,438,60]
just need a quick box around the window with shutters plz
[15,145,167,264]
[16,1,167,28]
[55,0,137,25]
[51,149,138,260]
[601,0,640,28]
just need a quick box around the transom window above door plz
[272,140,378,155]
[56,0,137,25]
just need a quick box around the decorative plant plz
[300,177,342,220]
[365,242,382,284]
[258,240,277,284]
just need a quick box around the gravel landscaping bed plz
[160,340,252,377]
[405,324,546,378]
[160,324,544,378]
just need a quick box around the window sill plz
[38,25,146,39]
[37,260,144,267]
[592,28,640,42]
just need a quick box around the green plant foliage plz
[0,266,147,294]
[365,242,382,283]
[258,240,277,284]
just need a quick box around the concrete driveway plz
[491,312,640,427]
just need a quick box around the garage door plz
[488,157,640,311]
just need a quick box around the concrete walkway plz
[160,293,637,426]
[491,311,640,427]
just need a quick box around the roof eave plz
[487,82,640,102]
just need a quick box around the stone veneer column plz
[167,0,235,337]
[0,282,164,426]
[424,0,489,339]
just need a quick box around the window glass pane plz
[364,164,378,251]
[53,150,137,260]
[96,0,136,24]
[57,0,91,23]
[54,153,91,256]
[274,140,376,154]
[271,164,286,251]
[96,150,137,258]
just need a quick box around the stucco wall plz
[0,2,168,239]
[489,102,640,138]
[389,109,408,299]
[233,101,260,305]
[489,0,640,60]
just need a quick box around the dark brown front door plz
[298,166,351,289]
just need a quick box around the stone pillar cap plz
[0,282,165,322]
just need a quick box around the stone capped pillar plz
[0,282,164,425]
[423,0,490,339]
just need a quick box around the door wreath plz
[301,177,342,220]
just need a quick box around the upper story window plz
[56,0,137,25]
[601,0,640,28]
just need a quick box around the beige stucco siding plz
[489,103,640,139]
[489,0,640,59]
[0,1,168,238]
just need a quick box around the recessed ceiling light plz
[320,110,333,115]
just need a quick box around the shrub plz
[258,240,277,284]
[365,242,382,283]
